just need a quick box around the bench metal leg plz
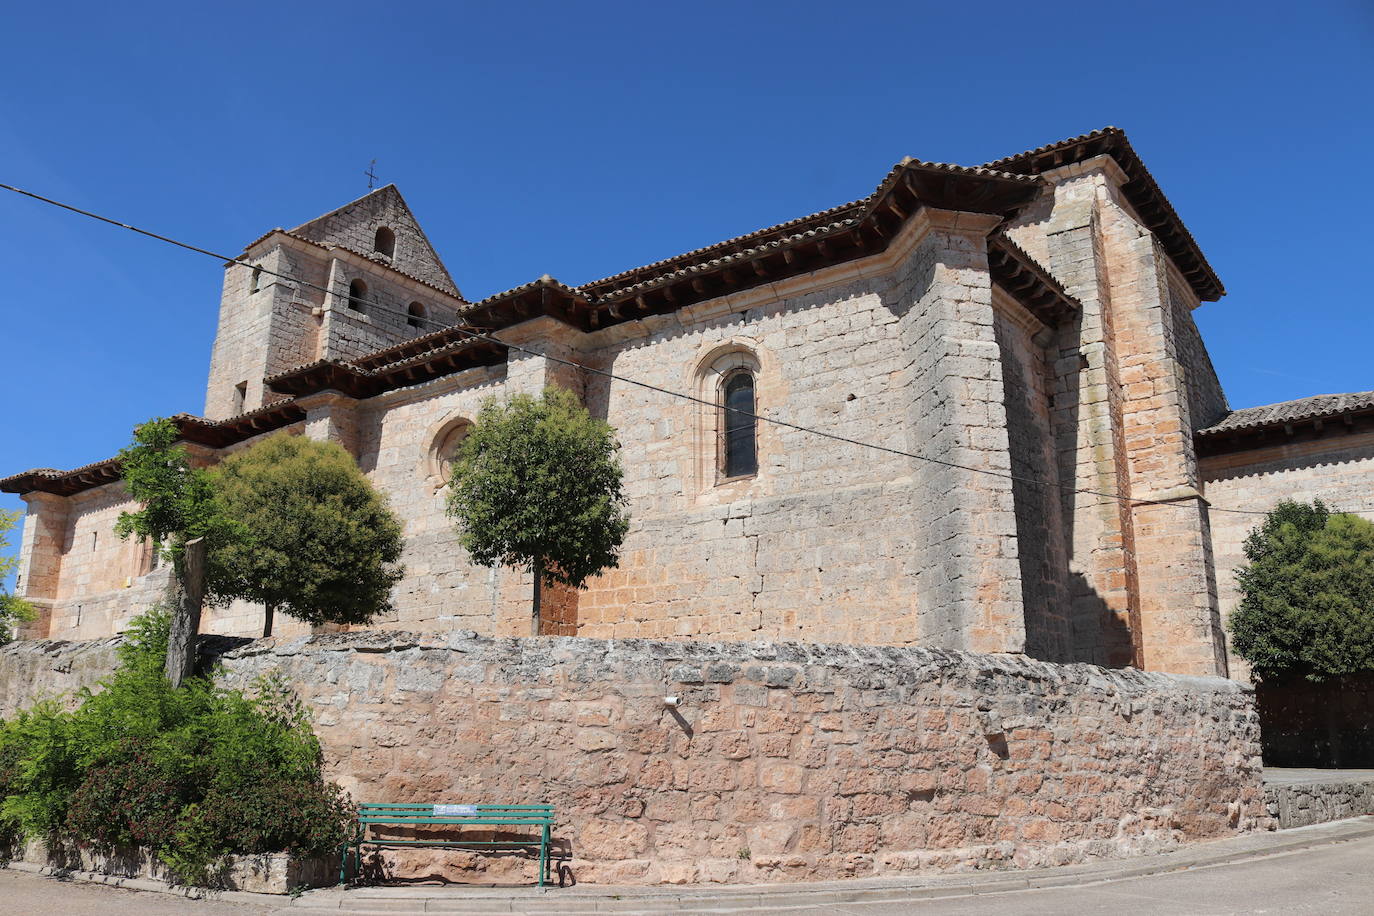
[539,825,549,888]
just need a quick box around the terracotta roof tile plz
[577,158,1037,298]
[984,126,1224,302]
[1198,392,1374,436]
[241,229,469,303]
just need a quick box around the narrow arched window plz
[347,279,367,312]
[250,264,262,293]
[407,301,426,328]
[721,370,757,479]
[374,226,395,257]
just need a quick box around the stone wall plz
[0,632,1269,885]
[993,290,1071,662]
[204,240,330,420]
[0,637,120,718]
[290,184,460,297]
[1167,275,1228,430]
[575,263,926,646]
[1264,778,1374,830]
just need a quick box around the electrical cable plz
[5,181,1347,519]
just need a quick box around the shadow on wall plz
[1017,306,1136,669]
[1255,673,1374,768]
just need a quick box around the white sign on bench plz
[433,804,478,816]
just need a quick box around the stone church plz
[7,127,1373,680]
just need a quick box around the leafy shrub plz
[0,607,354,884]
[197,777,354,858]
[1229,499,1374,682]
[66,747,190,849]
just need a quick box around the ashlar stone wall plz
[290,184,460,297]
[993,290,1072,662]
[575,264,925,646]
[0,632,1269,885]
[205,239,329,420]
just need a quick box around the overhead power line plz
[0,181,1312,519]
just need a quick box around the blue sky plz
[2,0,1371,581]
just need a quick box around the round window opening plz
[427,418,472,489]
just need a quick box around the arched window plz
[250,264,262,294]
[374,226,395,257]
[347,279,367,312]
[721,370,757,479]
[407,301,426,328]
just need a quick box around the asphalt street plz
[2,828,1372,914]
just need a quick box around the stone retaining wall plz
[0,637,122,718]
[1264,780,1374,829]
[1,632,1268,885]
[2,838,334,894]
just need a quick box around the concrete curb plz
[6,817,1374,914]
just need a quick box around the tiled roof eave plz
[985,127,1224,302]
[241,229,467,302]
[1197,392,1374,438]
[0,460,123,496]
[577,159,1040,300]
[336,160,1045,375]
[988,233,1081,327]
[1,404,308,496]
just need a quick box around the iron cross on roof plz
[364,159,379,190]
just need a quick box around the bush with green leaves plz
[446,387,629,629]
[210,433,405,637]
[0,606,353,884]
[114,418,234,582]
[1228,499,1374,682]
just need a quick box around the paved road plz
[0,868,275,915]
[792,835,1374,915]
[4,832,1373,914]
[1263,766,1374,787]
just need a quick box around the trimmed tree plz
[446,387,630,635]
[211,433,405,637]
[1,509,36,644]
[1228,499,1374,682]
[114,418,232,685]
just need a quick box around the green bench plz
[340,803,557,887]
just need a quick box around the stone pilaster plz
[1099,203,1227,676]
[297,390,361,456]
[896,209,1025,654]
[1040,159,1140,669]
[494,314,590,400]
[1035,155,1226,676]
[491,314,594,636]
[14,492,70,638]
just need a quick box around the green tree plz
[114,418,225,560]
[446,387,629,634]
[211,434,405,637]
[1,509,36,644]
[1228,499,1374,682]
[114,418,234,685]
